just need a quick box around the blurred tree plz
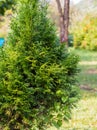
[56,0,70,45]
[73,14,97,51]
[48,1,60,29]
[0,0,16,15]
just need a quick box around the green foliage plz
[0,0,16,15]
[73,15,97,51]
[68,34,74,47]
[0,0,79,129]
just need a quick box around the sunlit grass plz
[71,48,97,90]
[63,94,97,130]
[71,48,97,62]
[63,49,97,130]
[78,64,97,89]
[48,92,97,130]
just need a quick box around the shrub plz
[68,34,74,47]
[0,0,16,15]
[73,15,97,51]
[0,0,79,129]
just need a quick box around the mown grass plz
[71,48,97,61]
[76,49,97,90]
[78,65,97,89]
[64,49,97,130]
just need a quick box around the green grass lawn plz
[71,48,97,61]
[75,49,97,90]
[78,65,97,89]
[64,49,97,130]
[48,49,97,130]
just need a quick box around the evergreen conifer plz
[0,0,79,129]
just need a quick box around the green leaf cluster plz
[0,0,79,129]
[0,0,16,15]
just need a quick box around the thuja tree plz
[0,0,79,129]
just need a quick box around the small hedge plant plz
[0,0,79,129]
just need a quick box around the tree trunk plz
[60,14,65,43]
[56,0,70,45]
[64,0,70,45]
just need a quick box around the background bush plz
[0,0,79,129]
[73,15,97,51]
[0,0,16,15]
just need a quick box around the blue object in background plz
[0,38,5,47]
